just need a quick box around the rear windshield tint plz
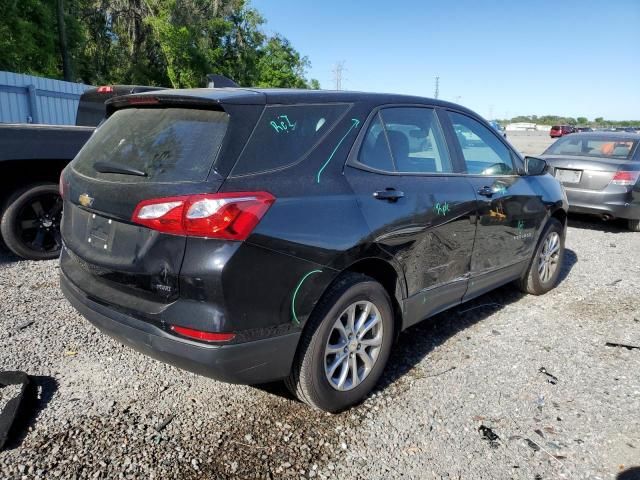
[73,108,228,182]
[230,104,350,176]
[545,136,638,160]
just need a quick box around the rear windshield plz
[73,108,229,182]
[545,136,638,160]
[230,104,350,176]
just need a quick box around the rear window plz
[545,136,638,160]
[230,104,350,176]
[73,108,229,182]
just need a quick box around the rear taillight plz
[131,192,275,240]
[611,171,640,186]
[170,325,235,343]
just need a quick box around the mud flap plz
[0,371,30,451]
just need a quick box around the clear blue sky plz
[253,0,639,120]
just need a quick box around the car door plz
[442,110,546,300]
[344,106,478,327]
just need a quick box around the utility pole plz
[434,76,440,99]
[332,61,346,91]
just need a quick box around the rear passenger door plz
[442,110,546,300]
[345,106,478,327]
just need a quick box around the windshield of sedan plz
[545,136,638,160]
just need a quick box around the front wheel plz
[518,218,565,295]
[285,273,394,412]
[0,183,63,260]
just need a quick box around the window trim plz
[346,103,456,177]
[439,108,525,178]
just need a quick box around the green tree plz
[576,117,588,125]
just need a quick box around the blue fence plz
[0,71,90,125]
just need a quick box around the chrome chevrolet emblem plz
[79,193,94,207]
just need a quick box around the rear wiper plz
[94,161,147,177]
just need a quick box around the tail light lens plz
[131,191,275,240]
[170,325,235,343]
[611,171,640,186]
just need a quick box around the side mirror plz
[524,156,548,176]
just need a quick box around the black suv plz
[60,88,568,412]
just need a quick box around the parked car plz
[540,132,640,231]
[550,125,577,138]
[59,88,568,412]
[0,85,164,260]
[489,120,507,138]
[576,127,594,133]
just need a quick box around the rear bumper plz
[565,187,640,220]
[60,272,300,384]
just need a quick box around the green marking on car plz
[315,118,360,184]
[270,115,296,133]
[291,269,323,325]
[433,201,450,216]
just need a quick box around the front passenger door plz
[444,111,546,300]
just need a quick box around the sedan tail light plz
[131,191,275,240]
[611,171,640,186]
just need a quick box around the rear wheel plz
[628,219,640,232]
[0,183,63,260]
[285,273,394,412]
[519,218,565,295]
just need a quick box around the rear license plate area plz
[86,213,115,252]
[555,168,582,184]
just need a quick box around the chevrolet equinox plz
[60,88,568,412]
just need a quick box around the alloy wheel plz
[324,301,384,391]
[15,193,63,254]
[538,231,560,283]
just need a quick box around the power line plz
[434,76,440,99]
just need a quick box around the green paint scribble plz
[291,269,323,325]
[433,201,450,216]
[270,115,296,133]
[316,118,360,183]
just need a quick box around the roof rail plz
[206,74,239,88]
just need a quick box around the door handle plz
[477,186,494,197]
[373,189,404,202]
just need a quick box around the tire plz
[0,183,63,260]
[628,219,640,232]
[518,218,565,295]
[285,273,394,412]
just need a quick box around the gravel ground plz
[1,214,639,479]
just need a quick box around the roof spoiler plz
[206,74,239,88]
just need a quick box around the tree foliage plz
[0,0,319,89]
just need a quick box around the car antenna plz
[206,74,239,88]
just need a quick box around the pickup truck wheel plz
[1,183,62,260]
[285,273,394,412]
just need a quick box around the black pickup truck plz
[0,85,163,260]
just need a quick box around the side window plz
[381,107,452,173]
[358,107,452,174]
[359,114,395,171]
[449,111,516,175]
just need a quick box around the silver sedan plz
[540,132,640,231]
